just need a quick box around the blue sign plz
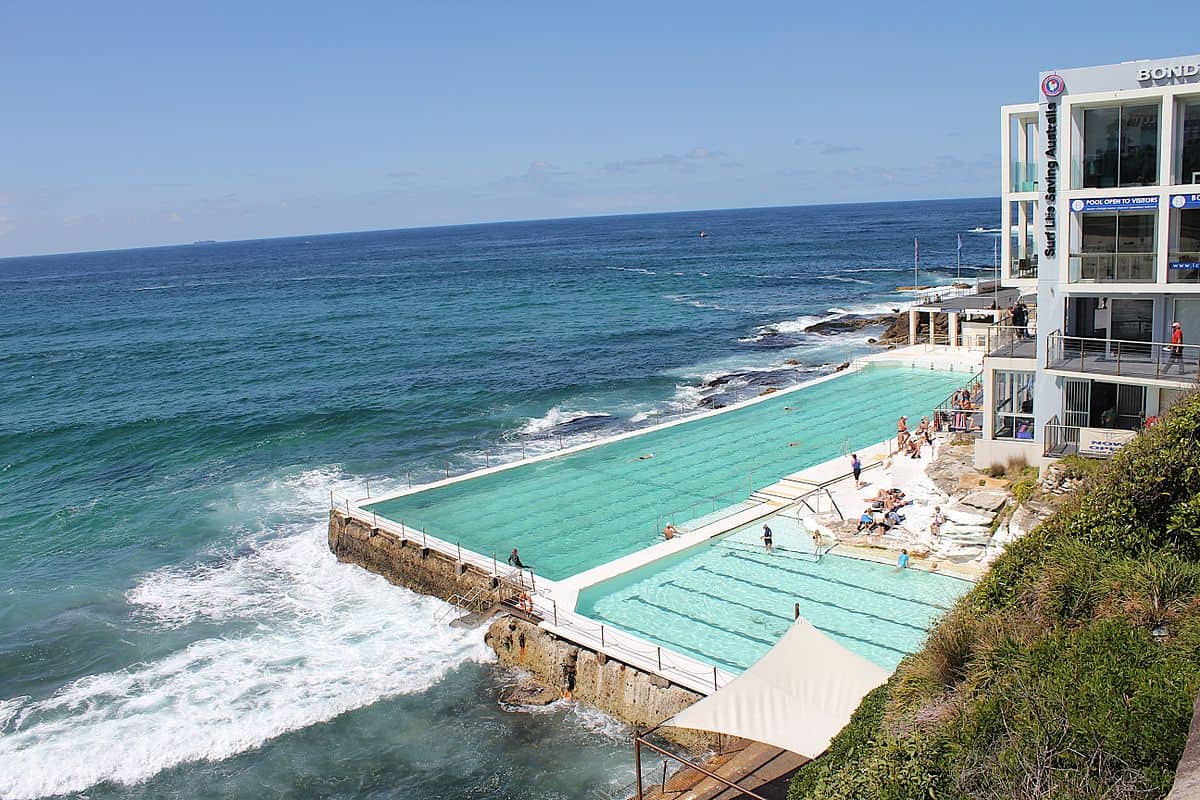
[1170,262,1200,270]
[1070,196,1160,212]
[1170,194,1200,210]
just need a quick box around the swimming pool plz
[575,521,971,671]
[365,364,965,581]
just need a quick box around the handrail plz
[634,728,771,800]
[1046,331,1200,382]
[333,496,739,695]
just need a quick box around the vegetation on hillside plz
[790,394,1200,800]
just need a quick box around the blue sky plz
[2,1,1198,257]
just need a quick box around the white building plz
[975,54,1200,470]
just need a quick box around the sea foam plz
[0,469,494,800]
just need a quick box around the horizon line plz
[0,193,997,262]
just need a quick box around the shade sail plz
[666,619,890,758]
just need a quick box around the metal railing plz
[1045,330,1200,383]
[914,283,979,306]
[655,476,758,535]
[1043,415,1079,458]
[1068,252,1156,283]
[931,372,984,437]
[525,591,735,697]
[986,323,1037,358]
[332,493,737,696]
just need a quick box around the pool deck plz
[334,344,986,697]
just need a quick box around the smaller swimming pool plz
[575,521,971,672]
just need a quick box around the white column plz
[948,312,960,348]
[908,309,918,345]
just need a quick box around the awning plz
[665,619,890,758]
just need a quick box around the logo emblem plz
[1042,74,1065,97]
[1173,195,1187,209]
[1071,199,1085,212]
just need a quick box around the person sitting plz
[857,510,878,533]
[930,506,946,538]
[662,523,680,540]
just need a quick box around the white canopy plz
[667,619,890,758]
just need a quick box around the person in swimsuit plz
[851,453,862,487]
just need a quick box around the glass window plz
[993,370,1035,440]
[1169,208,1200,283]
[1074,211,1156,282]
[1180,100,1200,184]
[1082,107,1120,188]
[1121,105,1159,186]
[1080,103,1160,188]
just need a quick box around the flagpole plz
[914,237,919,289]
[956,234,962,281]
[993,236,999,309]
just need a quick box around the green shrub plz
[790,391,1200,800]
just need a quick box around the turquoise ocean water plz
[0,199,996,799]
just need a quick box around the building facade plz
[976,54,1200,470]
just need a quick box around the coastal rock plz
[960,490,1009,513]
[942,505,993,527]
[499,675,562,707]
[804,314,892,335]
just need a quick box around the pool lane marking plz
[719,550,954,612]
[686,567,930,636]
[620,591,909,660]
[583,603,749,672]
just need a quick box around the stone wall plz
[328,510,503,606]
[329,511,714,747]
[486,617,717,750]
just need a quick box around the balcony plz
[987,324,1037,359]
[1009,254,1038,280]
[1044,415,1139,459]
[1045,331,1200,384]
[1068,252,1156,283]
[1167,251,1200,284]
[1010,161,1037,193]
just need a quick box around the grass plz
[789,393,1200,800]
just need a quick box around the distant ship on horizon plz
[192,239,217,245]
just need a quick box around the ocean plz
[0,198,997,799]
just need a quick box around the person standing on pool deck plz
[851,453,862,487]
[761,524,774,553]
[897,549,910,570]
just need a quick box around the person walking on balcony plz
[1169,321,1184,371]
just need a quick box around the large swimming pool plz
[575,521,971,671]
[366,364,965,580]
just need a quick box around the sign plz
[1078,427,1136,458]
[1171,194,1200,210]
[1137,62,1200,83]
[1170,262,1200,271]
[1069,196,1160,212]
[1041,73,1066,97]
[1042,101,1059,258]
